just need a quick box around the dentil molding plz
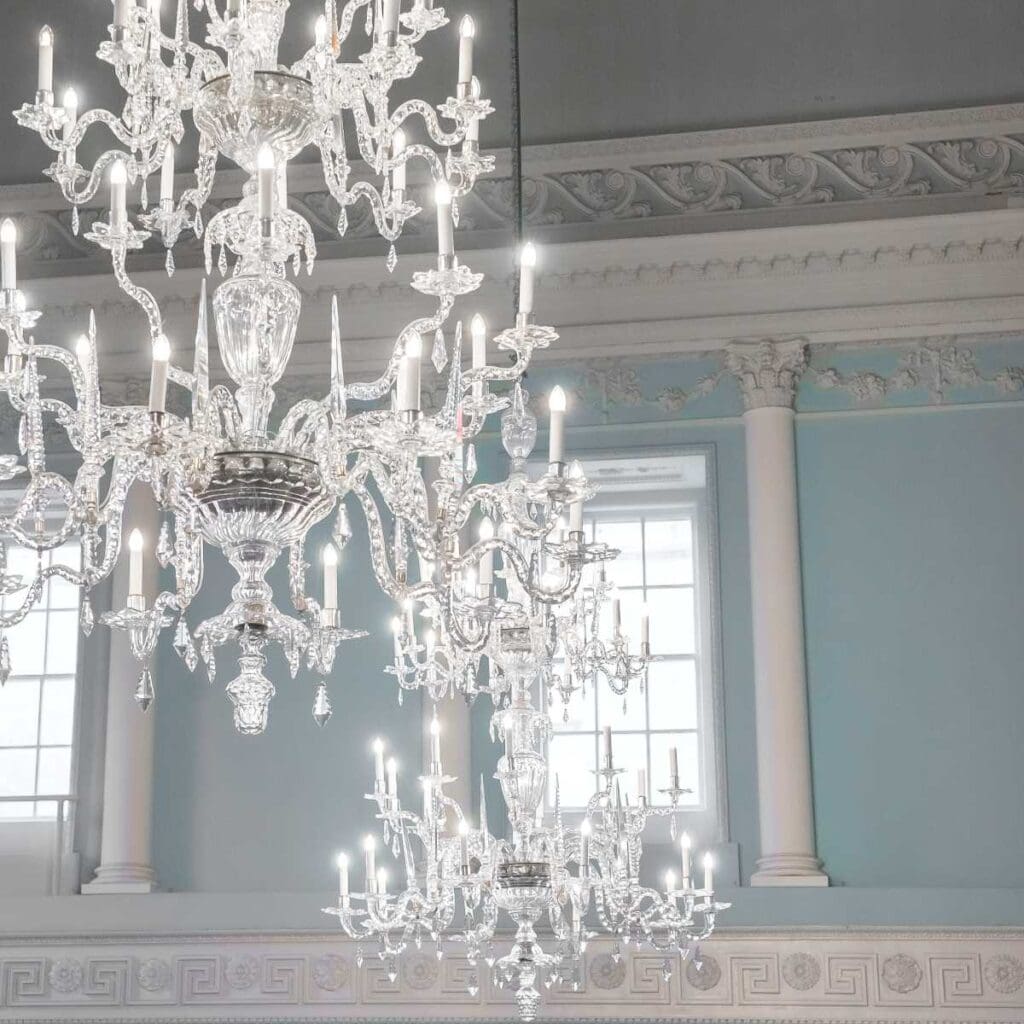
[0,930,1021,1022]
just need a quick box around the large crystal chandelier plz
[0,0,606,732]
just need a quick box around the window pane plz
[596,684,647,731]
[45,611,79,674]
[647,587,695,655]
[39,677,75,746]
[647,660,698,731]
[7,612,47,676]
[548,734,596,807]
[644,519,693,586]
[6,546,39,588]
[0,677,40,746]
[650,732,699,806]
[594,521,643,587]
[0,748,37,797]
[48,545,81,609]
[37,747,71,796]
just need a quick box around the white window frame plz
[538,446,728,846]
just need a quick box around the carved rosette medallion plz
[782,952,821,990]
[684,953,722,991]
[589,952,627,990]
[881,953,924,994]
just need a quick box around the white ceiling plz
[1,0,1024,185]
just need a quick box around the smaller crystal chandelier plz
[326,653,728,1022]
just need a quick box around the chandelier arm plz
[389,100,468,150]
[110,247,164,341]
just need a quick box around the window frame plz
[539,444,728,846]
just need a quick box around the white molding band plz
[0,930,1020,1021]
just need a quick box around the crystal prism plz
[312,681,332,726]
[432,328,447,372]
[134,669,155,712]
[156,521,174,567]
[0,634,9,685]
[386,243,397,273]
[79,595,94,636]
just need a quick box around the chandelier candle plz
[62,88,78,150]
[681,832,692,886]
[518,242,537,316]
[548,385,566,465]
[109,160,127,230]
[257,144,275,222]
[0,220,16,292]
[148,335,170,414]
[337,853,349,904]
[322,544,339,615]
[37,27,53,100]
[435,180,454,258]
[397,333,422,412]
[429,715,442,772]
[391,129,406,200]
[457,15,474,89]
[363,836,377,894]
[128,529,145,601]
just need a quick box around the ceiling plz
[1,0,1024,186]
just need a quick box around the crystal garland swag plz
[0,0,607,732]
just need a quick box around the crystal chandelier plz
[327,636,727,1022]
[0,0,606,732]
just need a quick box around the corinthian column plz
[82,484,159,894]
[725,340,828,887]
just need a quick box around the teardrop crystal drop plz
[71,206,79,236]
[79,594,94,636]
[134,669,155,712]
[0,634,10,685]
[386,243,397,273]
[312,681,332,727]
[156,520,173,567]
[464,443,477,483]
[165,248,175,277]
[451,196,460,227]
[432,328,447,373]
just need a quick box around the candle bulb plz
[396,332,422,412]
[372,738,385,792]
[391,128,406,196]
[478,516,494,587]
[548,385,566,465]
[518,242,536,315]
[128,528,144,598]
[669,745,679,785]
[363,836,377,893]
[1,219,17,292]
[160,142,174,205]
[434,180,453,257]
[322,544,339,613]
[148,334,170,414]
[38,27,54,97]
[337,852,349,898]
[386,756,398,799]
[457,15,474,85]
[257,143,275,221]
[110,159,127,230]
[680,833,692,886]
[603,725,613,770]
[703,852,714,893]
[62,88,79,148]
[429,714,441,769]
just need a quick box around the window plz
[545,451,723,836]
[0,541,80,819]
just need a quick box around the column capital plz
[724,339,808,410]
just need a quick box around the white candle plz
[458,819,469,870]
[391,616,402,659]
[434,180,453,257]
[665,869,676,893]
[363,835,376,892]
[680,833,692,886]
[429,715,441,768]
[337,852,349,897]
[38,27,54,95]
[548,385,566,464]
[641,605,650,646]
[257,144,275,220]
[457,15,474,84]
[422,777,433,818]
[148,334,170,413]
[470,313,486,369]
[372,737,385,791]
[148,0,161,54]
[602,725,613,769]
[386,757,398,798]
[62,88,78,146]
[466,76,481,142]
[110,159,127,229]
[314,13,327,49]
[76,334,91,364]
[1,219,17,292]
[376,868,387,896]
[382,0,400,36]
[703,852,714,893]
[637,768,646,802]
[322,544,338,611]
[611,593,621,634]
[478,516,494,586]
[518,242,536,315]
[160,143,174,205]
[128,528,144,597]
[113,0,130,29]
[669,745,679,783]
[396,333,422,412]
[391,128,406,194]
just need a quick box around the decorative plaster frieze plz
[0,931,1021,1021]
[725,340,809,410]
[7,103,1024,273]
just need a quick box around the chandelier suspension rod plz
[509,0,523,315]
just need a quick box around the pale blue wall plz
[797,404,1024,888]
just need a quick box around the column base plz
[751,853,829,887]
[82,863,159,895]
